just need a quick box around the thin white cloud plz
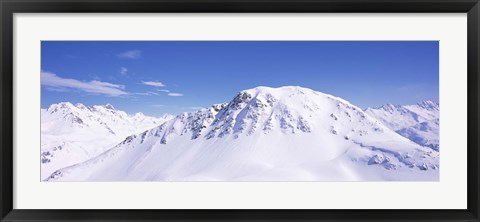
[134,91,159,96]
[142,81,166,87]
[92,80,125,89]
[41,71,128,96]
[120,67,128,77]
[151,104,166,108]
[45,87,69,92]
[158,89,170,93]
[117,50,141,59]
[189,106,204,110]
[168,93,183,97]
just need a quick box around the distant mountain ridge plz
[41,102,173,178]
[44,86,439,181]
[365,100,439,150]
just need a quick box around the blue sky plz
[41,41,439,116]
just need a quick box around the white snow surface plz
[41,102,173,179]
[45,86,439,181]
[365,101,439,150]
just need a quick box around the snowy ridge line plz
[41,102,173,179]
[365,100,439,150]
[46,133,140,181]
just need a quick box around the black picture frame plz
[1,0,479,221]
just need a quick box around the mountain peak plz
[133,112,147,120]
[91,104,117,112]
[231,86,331,109]
[150,85,383,145]
[75,103,87,109]
[104,103,115,110]
[241,86,315,97]
[416,100,439,110]
[378,103,399,112]
[134,112,145,117]
[47,102,75,112]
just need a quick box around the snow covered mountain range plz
[43,86,439,181]
[41,102,173,178]
[365,101,439,151]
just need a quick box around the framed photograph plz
[1,0,479,221]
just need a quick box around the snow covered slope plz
[45,87,439,181]
[365,101,439,150]
[41,102,173,179]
